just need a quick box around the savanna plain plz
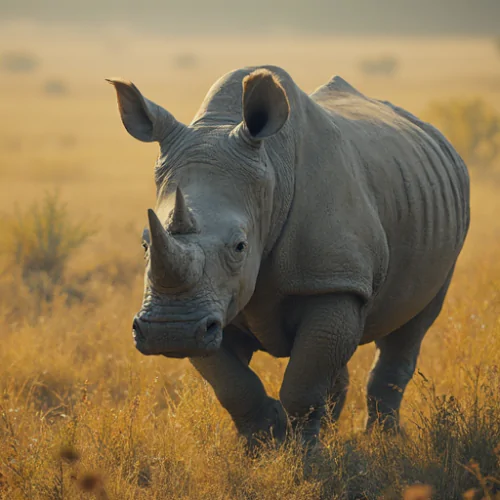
[1,28,500,499]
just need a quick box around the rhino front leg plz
[279,294,364,448]
[190,326,287,449]
[327,364,349,423]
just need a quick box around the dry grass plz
[0,30,500,499]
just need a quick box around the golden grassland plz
[1,31,500,499]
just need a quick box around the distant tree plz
[172,52,199,70]
[43,79,69,96]
[359,55,399,77]
[425,98,500,169]
[0,51,39,73]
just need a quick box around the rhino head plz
[107,69,290,357]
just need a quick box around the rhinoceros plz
[107,65,470,448]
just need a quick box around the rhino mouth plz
[132,323,146,344]
[132,315,223,358]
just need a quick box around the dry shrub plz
[425,99,500,168]
[408,369,500,499]
[1,191,95,307]
[0,192,144,326]
[3,191,94,284]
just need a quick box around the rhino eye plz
[142,228,150,253]
[234,241,247,253]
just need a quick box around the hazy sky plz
[1,0,499,35]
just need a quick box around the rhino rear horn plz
[169,187,198,234]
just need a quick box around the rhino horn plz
[147,208,194,289]
[169,187,197,234]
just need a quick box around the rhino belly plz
[360,247,457,344]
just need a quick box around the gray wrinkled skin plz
[107,66,470,449]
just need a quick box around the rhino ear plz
[242,69,290,141]
[106,78,181,143]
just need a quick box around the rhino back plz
[272,76,469,339]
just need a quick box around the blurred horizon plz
[1,0,499,36]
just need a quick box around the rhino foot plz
[365,412,410,442]
[235,397,288,452]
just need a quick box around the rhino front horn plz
[147,208,196,290]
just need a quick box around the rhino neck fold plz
[259,82,308,258]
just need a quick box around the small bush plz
[0,51,39,73]
[2,191,95,302]
[425,98,500,168]
[359,55,399,77]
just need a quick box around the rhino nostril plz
[206,319,221,337]
[196,316,222,343]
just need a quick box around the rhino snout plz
[132,314,223,358]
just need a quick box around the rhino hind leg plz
[189,326,287,450]
[366,267,455,432]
